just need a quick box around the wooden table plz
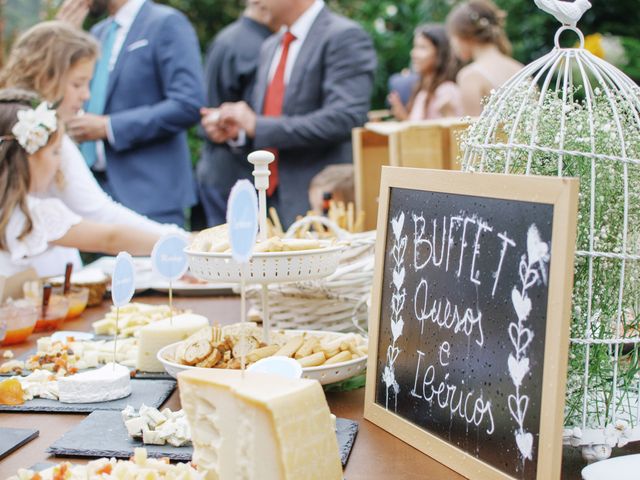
[0,295,628,478]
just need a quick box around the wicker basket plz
[247,217,375,333]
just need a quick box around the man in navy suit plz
[67,0,205,226]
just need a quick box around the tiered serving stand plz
[182,151,367,384]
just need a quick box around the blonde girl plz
[0,21,185,275]
[0,90,159,276]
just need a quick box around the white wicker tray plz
[157,330,367,385]
[184,244,343,284]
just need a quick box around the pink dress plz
[408,81,464,120]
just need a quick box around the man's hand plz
[219,101,257,138]
[56,0,90,29]
[200,106,241,143]
[66,114,109,143]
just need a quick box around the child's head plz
[309,164,355,214]
[446,0,512,61]
[0,20,98,121]
[411,24,454,79]
[0,89,61,249]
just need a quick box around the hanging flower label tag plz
[227,179,259,263]
[151,234,189,281]
[111,252,136,307]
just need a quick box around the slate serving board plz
[0,379,175,413]
[47,410,359,467]
[0,428,39,460]
[0,348,173,380]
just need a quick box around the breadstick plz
[296,351,326,367]
[324,350,352,365]
[246,345,279,363]
[269,207,284,236]
[354,211,365,233]
[295,337,320,359]
[274,336,305,357]
[347,202,354,232]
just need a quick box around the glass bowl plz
[34,295,69,333]
[54,286,89,320]
[0,299,38,346]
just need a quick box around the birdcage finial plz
[533,0,592,27]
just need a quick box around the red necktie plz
[262,31,296,197]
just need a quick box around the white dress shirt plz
[93,0,146,171]
[267,0,325,84]
[228,0,324,147]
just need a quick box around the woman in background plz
[388,24,462,121]
[446,0,523,116]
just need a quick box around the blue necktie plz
[81,20,119,167]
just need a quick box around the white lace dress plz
[1,197,82,277]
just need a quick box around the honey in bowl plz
[54,286,89,320]
[34,294,69,332]
[0,299,38,346]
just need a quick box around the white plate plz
[582,454,640,479]
[86,257,235,296]
[51,331,94,342]
[157,330,367,385]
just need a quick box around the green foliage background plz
[153,0,633,109]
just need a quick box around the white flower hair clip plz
[7,102,58,155]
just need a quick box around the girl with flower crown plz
[446,0,523,116]
[0,95,160,276]
[0,21,186,276]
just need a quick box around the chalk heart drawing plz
[511,288,532,321]
[391,318,404,343]
[516,432,534,461]
[392,267,405,290]
[508,394,529,425]
[387,345,400,366]
[509,323,533,356]
[508,354,530,388]
[391,212,405,239]
[391,292,406,317]
[527,224,549,266]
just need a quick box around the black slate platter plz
[47,410,359,467]
[0,428,39,460]
[0,347,173,380]
[0,379,175,413]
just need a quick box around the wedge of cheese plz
[136,314,209,372]
[178,369,342,480]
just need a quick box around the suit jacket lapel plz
[283,7,330,112]
[106,0,151,104]
[254,35,280,114]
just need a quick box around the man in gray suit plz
[211,0,377,227]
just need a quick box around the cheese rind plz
[178,369,342,480]
[58,363,131,403]
[136,314,209,372]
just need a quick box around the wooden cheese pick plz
[111,252,136,368]
[227,179,259,373]
[151,234,189,325]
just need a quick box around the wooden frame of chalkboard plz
[364,167,578,480]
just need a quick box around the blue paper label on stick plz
[151,234,189,281]
[227,180,258,263]
[111,252,136,307]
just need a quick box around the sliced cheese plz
[136,314,209,372]
[178,369,342,480]
[58,363,130,403]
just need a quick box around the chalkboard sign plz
[364,167,578,480]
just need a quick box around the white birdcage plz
[460,3,640,462]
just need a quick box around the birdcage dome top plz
[462,26,640,174]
